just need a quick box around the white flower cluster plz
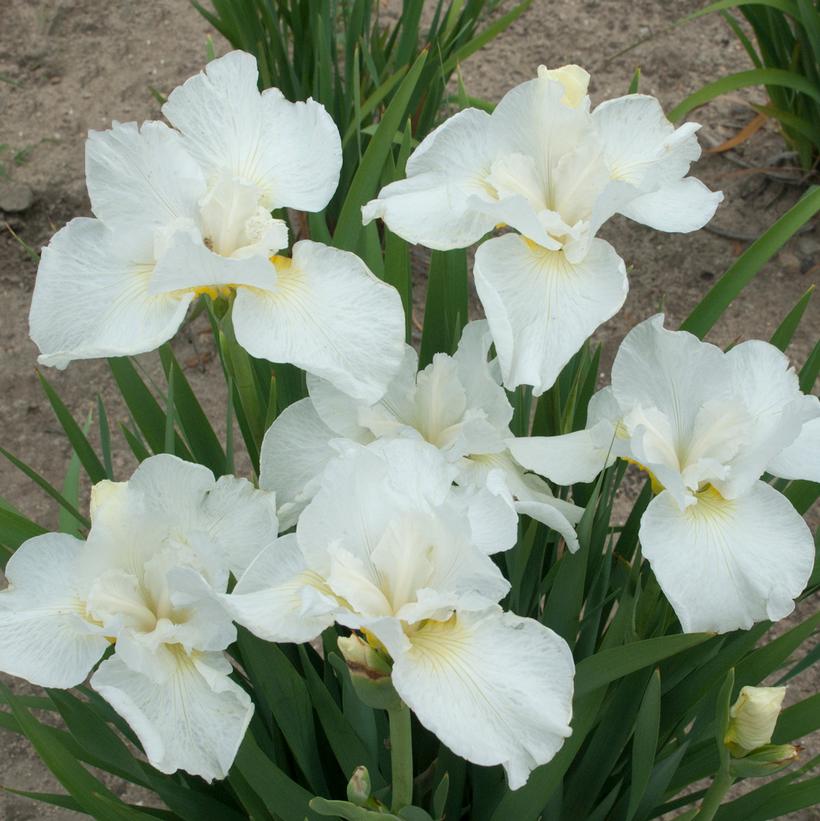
[2,51,816,791]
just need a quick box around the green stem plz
[695,768,734,821]
[388,705,413,812]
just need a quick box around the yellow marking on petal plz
[623,457,664,495]
[193,284,235,300]
[361,628,389,657]
[537,64,590,108]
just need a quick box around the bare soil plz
[0,1,817,819]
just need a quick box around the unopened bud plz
[346,765,372,806]
[338,633,401,711]
[730,743,799,778]
[725,686,786,755]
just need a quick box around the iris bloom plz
[259,320,582,547]
[30,51,404,402]
[510,315,818,633]
[0,455,279,780]
[226,439,575,788]
[363,65,722,394]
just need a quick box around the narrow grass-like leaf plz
[575,633,713,695]
[627,670,662,820]
[0,682,154,820]
[158,345,226,474]
[237,630,328,794]
[37,371,107,483]
[0,446,89,530]
[109,357,192,460]
[232,732,321,821]
[681,186,820,338]
[669,67,820,121]
[769,286,814,351]
[418,249,469,368]
[333,49,428,251]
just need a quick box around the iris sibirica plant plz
[1,35,819,821]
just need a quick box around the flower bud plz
[725,686,786,755]
[338,633,401,711]
[730,743,799,778]
[346,765,372,806]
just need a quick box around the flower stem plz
[695,768,734,820]
[388,704,413,812]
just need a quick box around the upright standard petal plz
[30,218,192,368]
[259,398,342,531]
[203,475,280,577]
[85,121,205,234]
[391,608,574,789]
[362,109,499,250]
[91,651,253,782]
[0,534,107,688]
[639,482,815,634]
[163,51,341,211]
[768,417,820,483]
[720,340,820,496]
[475,233,627,394]
[232,240,405,403]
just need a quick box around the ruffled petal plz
[85,121,204,234]
[0,534,107,687]
[163,51,341,211]
[91,651,253,781]
[259,398,341,531]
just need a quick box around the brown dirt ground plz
[0,1,817,819]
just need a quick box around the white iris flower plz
[29,51,405,403]
[510,315,819,634]
[258,319,582,547]
[0,455,280,781]
[226,438,575,789]
[362,65,722,394]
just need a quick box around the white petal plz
[297,440,456,574]
[453,470,519,555]
[203,475,279,577]
[259,398,340,531]
[85,121,204,233]
[149,222,282,295]
[509,430,613,486]
[29,218,192,368]
[86,454,260,583]
[0,534,107,687]
[612,314,727,443]
[720,340,820,495]
[163,51,341,211]
[768,417,820,482]
[362,109,499,250]
[593,95,702,190]
[391,608,574,790]
[231,240,405,403]
[91,651,253,781]
[640,482,815,634]
[490,71,591,178]
[474,234,628,395]
[452,320,513,433]
[228,535,339,643]
[619,178,723,233]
